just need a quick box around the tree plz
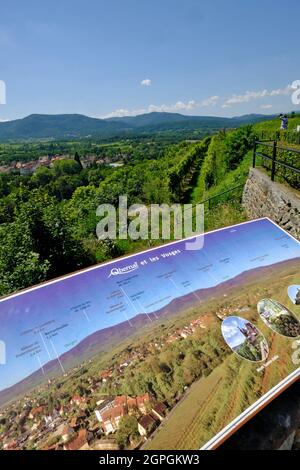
[116,416,139,449]
[31,167,53,187]
[0,190,91,296]
[182,352,200,385]
[224,125,256,170]
[53,159,82,176]
[74,152,83,170]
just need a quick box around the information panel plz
[0,218,300,451]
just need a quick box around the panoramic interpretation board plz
[0,218,300,450]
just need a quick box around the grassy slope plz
[191,147,252,204]
[190,114,300,233]
[190,133,251,231]
[191,115,300,206]
[254,114,300,135]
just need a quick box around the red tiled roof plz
[152,402,167,417]
[138,414,156,431]
[127,397,137,409]
[71,395,85,403]
[100,370,112,379]
[62,425,74,436]
[136,393,150,406]
[114,395,127,406]
[64,429,89,451]
[30,406,44,416]
[101,405,126,422]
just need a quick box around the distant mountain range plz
[0,256,297,408]
[0,112,275,141]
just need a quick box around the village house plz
[99,369,113,383]
[100,405,126,435]
[69,413,85,430]
[136,393,151,414]
[63,429,93,451]
[95,393,152,428]
[94,397,115,422]
[127,396,139,414]
[19,162,38,175]
[166,334,179,344]
[81,155,96,168]
[151,402,167,422]
[38,155,51,165]
[29,406,45,421]
[114,395,127,407]
[61,424,76,443]
[138,414,156,437]
[70,395,86,407]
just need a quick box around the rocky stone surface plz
[242,168,300,240]
[219,381,300,450]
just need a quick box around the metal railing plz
[200,184,244,211]
[253,140,300,183]
[184,184,244,220]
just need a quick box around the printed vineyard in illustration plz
[0,218,299,451]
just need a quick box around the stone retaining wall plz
[242,168,300,240]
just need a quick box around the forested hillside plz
[0,112,274,141]
[0,138,210,296]
[0,113,299,297]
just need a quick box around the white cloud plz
[101,83,295,118]
[148,100,197,113]
[269,84,295,96]
[224,90,268,106]
[0,80,6,105]
[201,96,219,107]
[141,79,152,87]
[223,84,294,108]
[103,108,146,118]
[101,100,198,118]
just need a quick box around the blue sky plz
[288,285,300,304]
[0,0,299,121]
[0,218,300,392]
[222,317,254,349]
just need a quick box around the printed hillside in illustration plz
[144,257,300,450]
[0,256,299,408]
[1,252,299,450]
[0,218,300,451]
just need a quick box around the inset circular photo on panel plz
[257,298,300,338]
[221,316,269,362]
[288,285,300,306]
